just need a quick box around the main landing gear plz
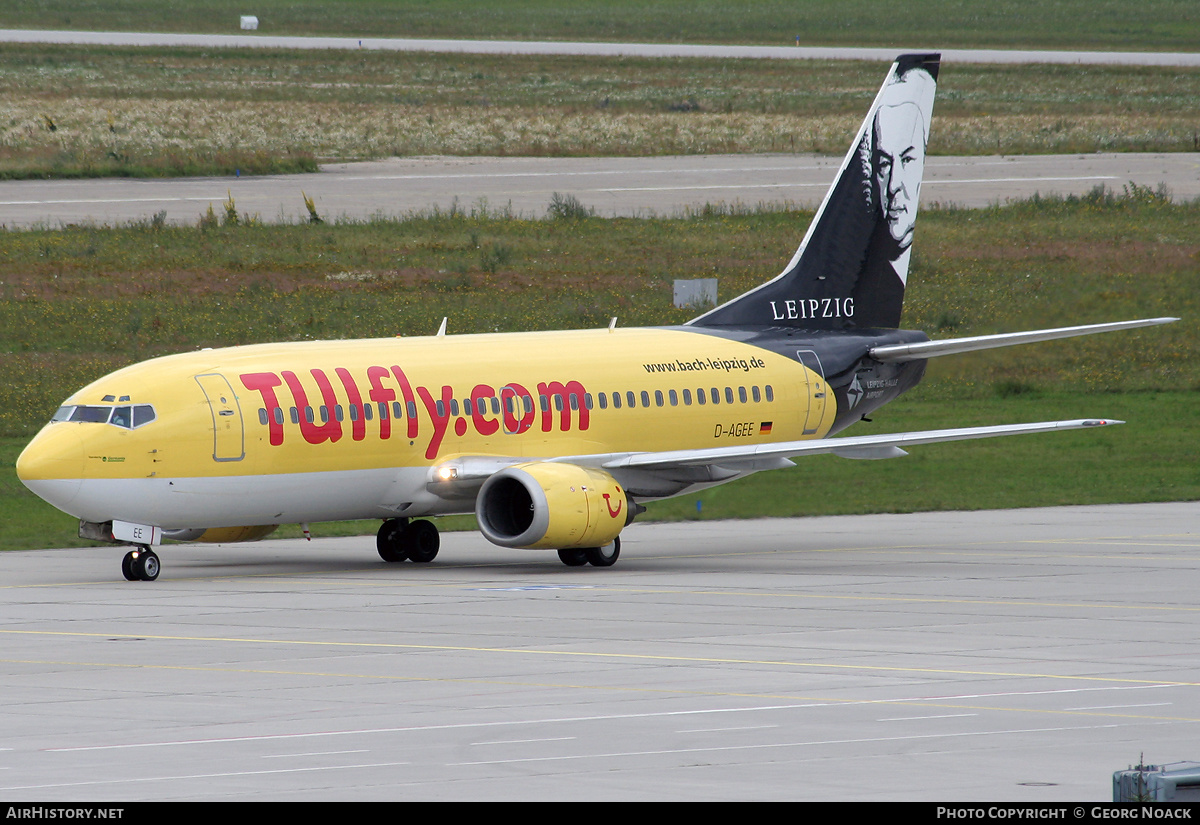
[377,518,440,564]
[557,537,620,568]
[121,546,160,581]
[377,520,620,568]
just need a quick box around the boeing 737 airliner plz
[16,54,1176,580]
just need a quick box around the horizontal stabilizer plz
[602,418,1122,470]
[869,317,1178,362]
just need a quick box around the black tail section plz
[689,53,939,331]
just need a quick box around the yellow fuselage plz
[17,327,832,530]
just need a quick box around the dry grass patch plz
[5,45,1200,177]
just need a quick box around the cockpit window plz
[69,405,113,423]
[52,404,157,429]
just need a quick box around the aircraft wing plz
[430,419,1124,497]
[597,418,1122,469]
[431,419,1123,493]
[869,317,1177,362]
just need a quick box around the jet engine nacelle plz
[476,462,628,549]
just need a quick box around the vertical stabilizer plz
[689,53,939,330]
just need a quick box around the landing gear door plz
[195,373,245,462]
[796,350,826,435]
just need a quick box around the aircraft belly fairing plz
[28,467,434,530]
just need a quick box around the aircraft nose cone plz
[16,426,85,512]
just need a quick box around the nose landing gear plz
[121,546,160,581]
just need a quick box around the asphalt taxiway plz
[3,152,1197,229]
[1,503,1196,800]
[7,29,1200,67]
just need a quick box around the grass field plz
[4,43,1200,178]
[3,188,1194,436]
[3,1,1197,51]
[1,189,1196,550]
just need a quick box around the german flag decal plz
[760,422,773,435]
